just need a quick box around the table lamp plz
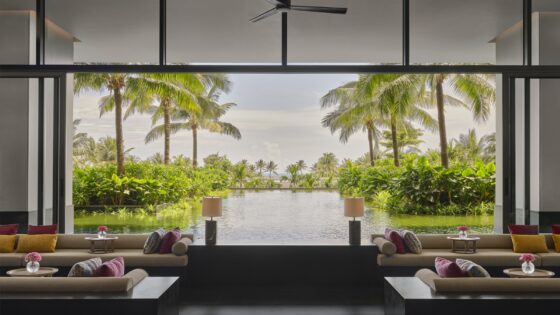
[202,197,222,245]
[344,197,364,245]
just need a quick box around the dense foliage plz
[338,155,495,216]
[73,162,230,207]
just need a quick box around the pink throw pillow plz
[435,257,466,278]
[0,224,18,235]
[159,228,182,254]
[551,224,560,235]
[94,257,125,277]
[384,228,406,254]
[28,224,58,234]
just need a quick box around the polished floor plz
[180,286,384,315]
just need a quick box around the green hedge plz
[73,162,231,207]
[338,156,495,216]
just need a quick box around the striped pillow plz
[68,257,102,277]
[399,230,422,254]
[143,228,166,254]
[456,259,491,278]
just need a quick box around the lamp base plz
[349,220,361,245]
[205,220,217,245]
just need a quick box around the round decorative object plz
[503,268,554,278]
[522,261,535,274]
[7,267,58,277]
[26,261,40,273]
[98,230,107,238]
[458,230,468,239]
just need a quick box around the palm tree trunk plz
[163,100,171,165]
[114,88,125,176]
[436,76,449,168]
[390,118,400,167]
[366,123,375,167]
[192,125,198,167]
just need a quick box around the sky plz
[74,74,496,170]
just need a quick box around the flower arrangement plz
[24,252,42,263]
[519,253,536,263]
[98,226,108,232]
[457,226,469,232]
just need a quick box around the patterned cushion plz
[435,257,466,278]
[384,228,406,254]
[159,228,182,254]
[456,258,491,278]
[95,257,125,277]
[399,230,422,254]
[68,257,102,277]
[143,228,166,254]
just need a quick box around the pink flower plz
[519,254,535,263]
[457,225,469,232]
[98,226,108,232]
[24,252,42,263]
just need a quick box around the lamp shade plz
[202,197,222,218]
[344,197,364,218]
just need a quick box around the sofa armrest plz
[415,268,440,291]
[123,268,149,290]
[373,237,396,256]
[172,237,192,256]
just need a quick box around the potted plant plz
[457,225,469,238]
[24,252,42,273]
[97,225,108,238]
[520,254,536,274]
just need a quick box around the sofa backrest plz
[0,268,148,293]
[372,233,556,250]
[415,268,560,293]
[54,233,194,250]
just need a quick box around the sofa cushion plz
[0,224,18,235]
[68,257,102,277]
[28,224,58,234]
[553,235,560,252]
[456,258,491,278]
[432,278,560,293]
[373,237,397,256]
[537,252,560,267]
[385,228,406,254]
[0,235,17,253]
[16,235,58,253]
[37,249,188,267]
[435,257,466,278]
[172,237,191,256]
[143,228,165,254]
[160,228,181,254]
[400,230,422,254]
[511,235,548,253]
[508,224,538,235]
[0,253,25,267]
[552,224,560,234]
[377,249,541,267]
[371,234,514,249]
[95,257,125,277]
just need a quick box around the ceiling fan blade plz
[290,5,348,14]
[250,8,280,22]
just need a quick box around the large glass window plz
[288,0,402,65]
[167,0,281,65]
[46,0,159,64]
[411,0,523,65]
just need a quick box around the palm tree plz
[75,73,132,176]
[286,164,300,188]
[313,152,338,178]
[146,78,241,167]
[128,73,208,164]
[450,129,496,163]
[255,159,266,176]
[380,127,424,156]
[419,73,495,168]
[265,161,278,179]
[296,160,307,175]
[232,161,249,188]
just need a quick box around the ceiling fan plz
[250,0,348,23]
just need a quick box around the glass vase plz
[26,261,40,273]
[458,230,468,239]
[522,261,535,274]
[98,230,107,238]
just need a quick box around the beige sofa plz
[0,233,193,268]
[0,268,148,293]
[372,233,559,267]
[415,268,560,293]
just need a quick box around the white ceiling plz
[1,0,560,64]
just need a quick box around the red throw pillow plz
[28,224,58,234]
[551,224,560,235]
[159,228,182,254]
[95,257,125,277]
[435,257,466,278]
[508,224,538,235]
[0,224,18,235]
[384,228,406,254]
